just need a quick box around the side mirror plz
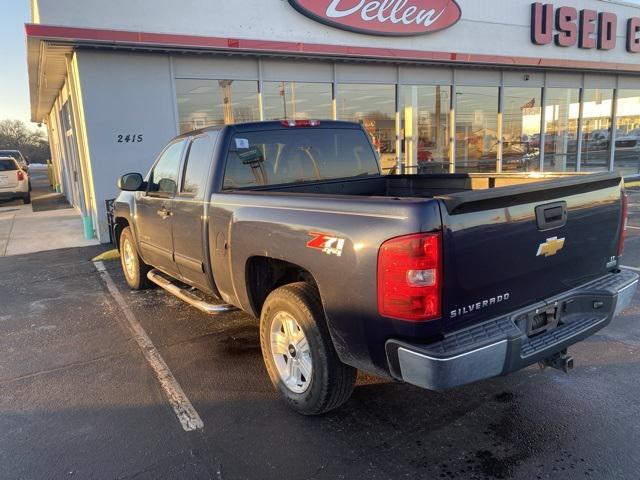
[118,173,145,191]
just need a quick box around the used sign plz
[288,0,462,36]
[531,2,640,53]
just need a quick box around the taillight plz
[17,170,25,181]
[618,193,629,256]
[280,120,321,128]
[377,232,442,322]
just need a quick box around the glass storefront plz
[400,85,450,174]
[543,88,580,172]
[455,86,499,173]
[176,79,260,134]
[614,90,640,177]
[263,82,333,121]
[581,89,614,173]
[502,87,542,172]
[174,72,639,177]
[336,84,397,174]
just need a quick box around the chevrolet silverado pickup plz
[114,120,637,415]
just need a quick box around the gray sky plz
[0,1,35,126]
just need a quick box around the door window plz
[148,140,186,196]
[181,135,214,198]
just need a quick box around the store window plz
[581,89,614,172]
[176,79,260,134]
[336,84,396,174]
[263,82,333,121]
[400,85,450,174]
[614,89,640,177]
[455,86,499,173]
[543,88,580,172]
[502,87,542,172]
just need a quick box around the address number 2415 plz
[117,134,143,144]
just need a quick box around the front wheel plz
[119,227,152,290]
[260,282,357,415]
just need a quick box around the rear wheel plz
[119,227,152,290]
[260,282,357,415]
[22,192,31,205]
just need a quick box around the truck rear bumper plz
[386,269,639,391]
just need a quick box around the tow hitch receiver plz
[539,349,574,373]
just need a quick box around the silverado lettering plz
[450,293,511,319]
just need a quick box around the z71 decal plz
[307,232,346,257]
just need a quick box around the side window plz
[148,140,186,196]
[181,135,214,198]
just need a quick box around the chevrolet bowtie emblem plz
[537,237,566,258]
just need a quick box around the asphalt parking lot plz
[1,188,639,480]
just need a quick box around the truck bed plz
[236,172,608,201]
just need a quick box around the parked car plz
[616,128,640,152]
[0,150,29,170]
[0,157,31,204]
[114,120,637,415]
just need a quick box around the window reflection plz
[400,85,450,174]
[263,82,333,121]
[176,79,260,134]
[455,86,499,173]
[337,84,396,174]
[614,90,640,177]
[543,88,580,172]
[581,89,614,172]
[502,88,542,172]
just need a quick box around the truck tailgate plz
[437,173,624,332]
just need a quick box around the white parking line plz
[94,261,204,432]
[622,265,640,273]
[628,226,640,230]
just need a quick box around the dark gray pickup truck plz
[114,120,637,415]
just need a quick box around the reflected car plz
[476,141,539,172]
[616,129,640,152]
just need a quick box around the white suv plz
[0,157,31,204]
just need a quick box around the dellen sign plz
[531,2,640,53]
[288,0,462,36]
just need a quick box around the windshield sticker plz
[235,138,250,149]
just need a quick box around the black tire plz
[23,192,31,205]
[119,227,152,290]
[260,282,357,415]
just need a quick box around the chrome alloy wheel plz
[122,238,136,280]
[270,311,313,394]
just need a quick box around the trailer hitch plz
[539,349,574,373]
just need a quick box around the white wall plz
[33,0,640,68]
[74,50,177,241]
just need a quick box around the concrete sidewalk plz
[0,171,100,257]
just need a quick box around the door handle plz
[157,207,172,219]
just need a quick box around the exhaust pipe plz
[540,350,574,373]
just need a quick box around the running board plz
[147,270,237,315]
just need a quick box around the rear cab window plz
[0,159,18,171]
[222,127,380,190]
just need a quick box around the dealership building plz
[27,0,640,242]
